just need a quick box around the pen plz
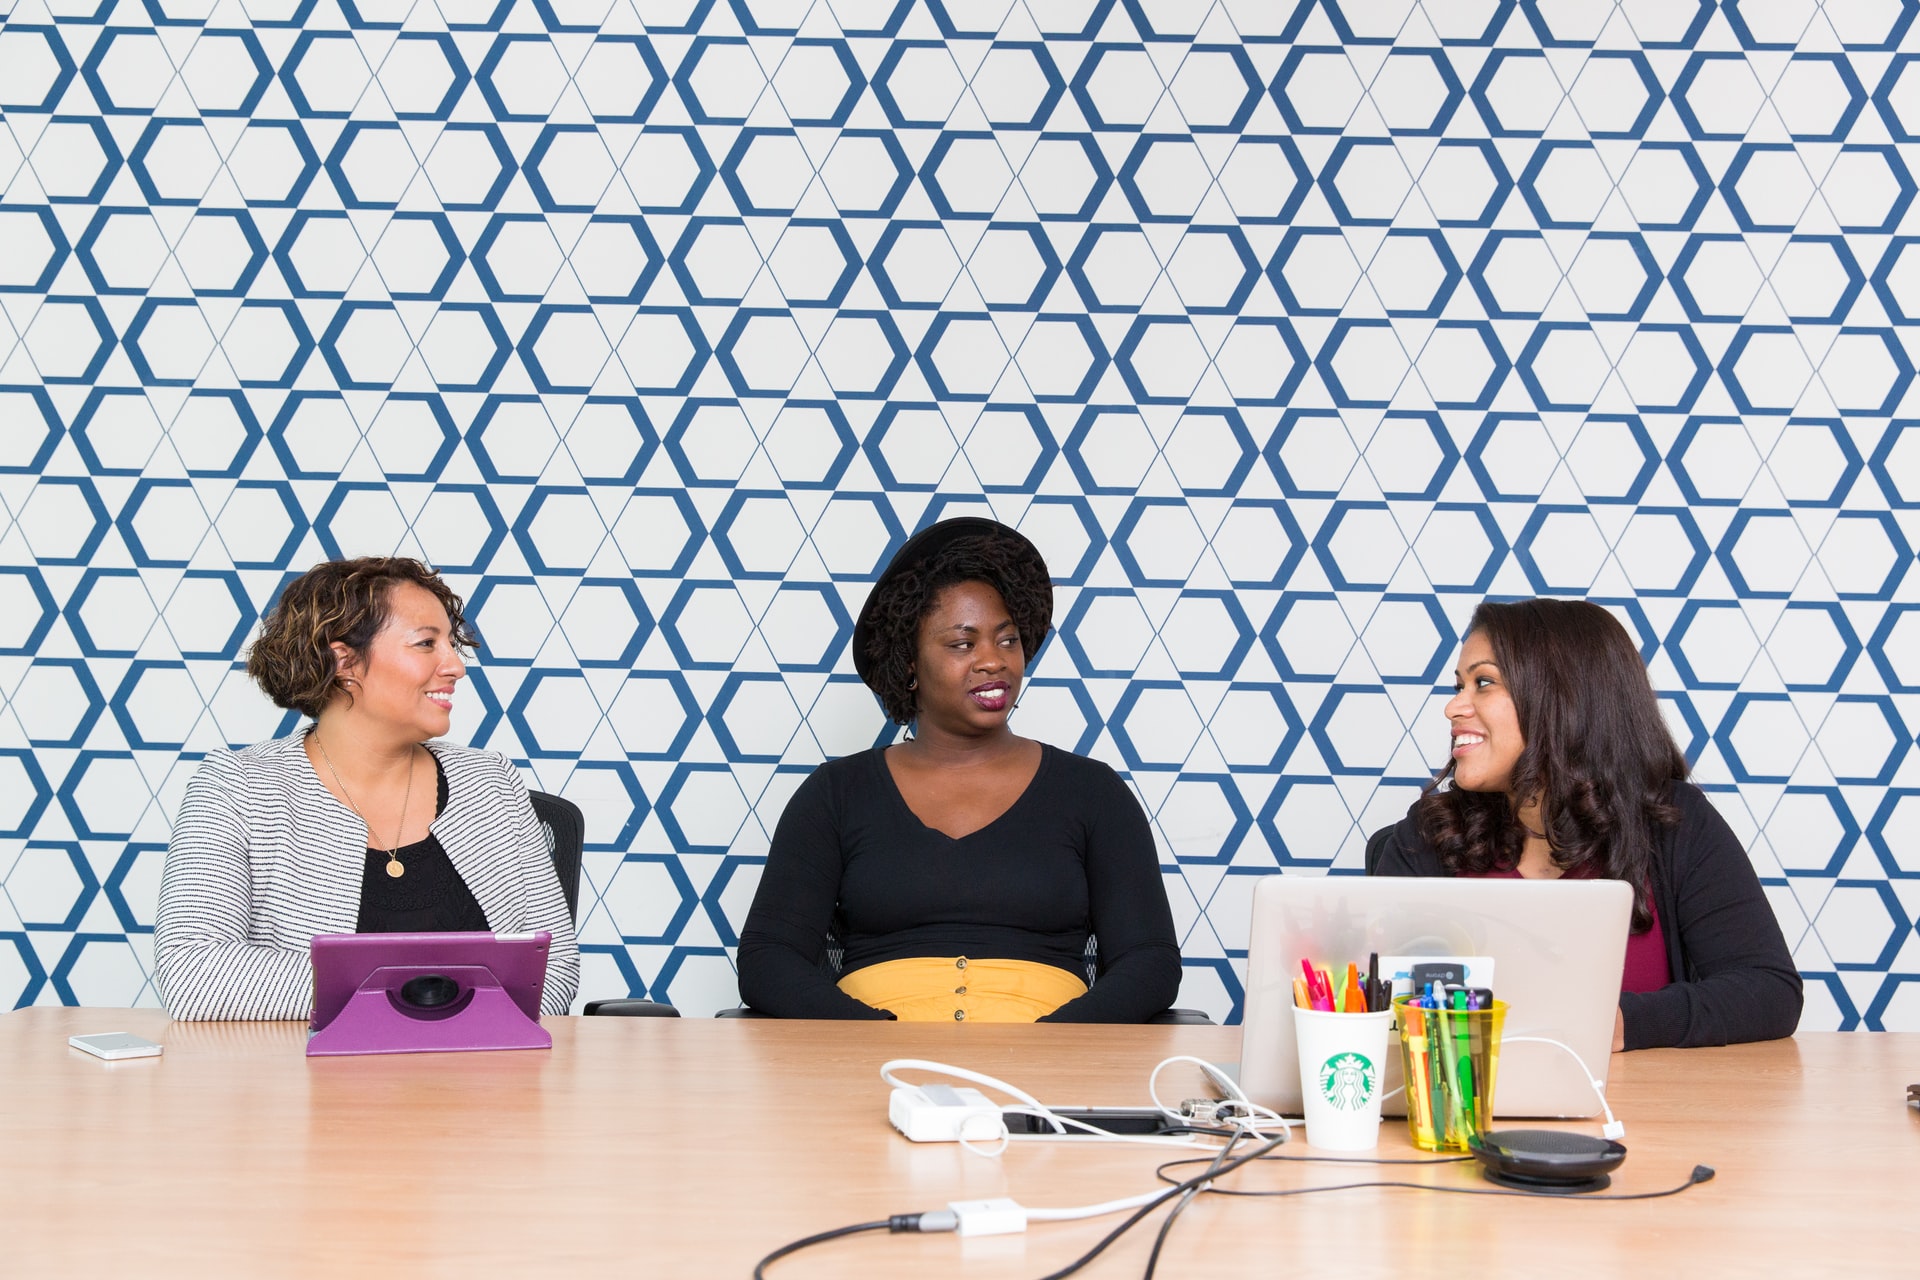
[1367,952,1381,1012]
[1423,996,1444,1142]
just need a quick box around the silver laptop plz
[1236,876,1632,1119]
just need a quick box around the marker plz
[1435,998,1465,1143]
[1300,960,1325,1011]
[1400,1000,1436,1147]
[1293,976,1311,1010]
[1367,952,1381,1012]
[1451,989,1477,1135]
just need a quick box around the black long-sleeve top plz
[736,744,1182,1022]
[1370,780,1803,1050]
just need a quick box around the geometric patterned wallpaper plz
[2,0,1917,1028]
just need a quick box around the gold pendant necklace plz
[314,735,415,879]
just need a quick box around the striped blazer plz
[155,734,580,1020]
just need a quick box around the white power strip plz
[889,1085,1005,1142]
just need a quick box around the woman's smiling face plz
[911,579,1025,736]
[331,581,466,741]
[1444,629,1524,796]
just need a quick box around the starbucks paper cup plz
[1292,1005,1395,1151]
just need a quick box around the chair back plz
[527,790,584,923]
[1363,824,1395,876]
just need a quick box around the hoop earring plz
[908,677,917,691]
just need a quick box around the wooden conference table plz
[1,1008,1914,1278]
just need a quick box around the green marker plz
[1451,989,1476,1136]
[1435,995,1463,1143]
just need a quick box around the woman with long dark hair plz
[1370,598,1801,1050]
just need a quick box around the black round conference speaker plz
[1467,1129,1628,1194]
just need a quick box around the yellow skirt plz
[838,956,1088,1022]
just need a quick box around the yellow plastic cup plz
[1394,996,1506,1152]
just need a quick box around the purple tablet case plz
[307,931,553,1057]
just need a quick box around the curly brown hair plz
[246,558,476,720]
[861,530,1053,725]
[1413,598,1686,932]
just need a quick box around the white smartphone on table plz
[69,1032,163,1061]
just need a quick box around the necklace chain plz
[313,735,415,879]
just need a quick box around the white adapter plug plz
[889,1084,1005,1142]
[948,1198,1027,1237]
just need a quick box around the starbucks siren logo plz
[1317,1052,1378,1111]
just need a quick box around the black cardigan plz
[1370,781,1803,1050]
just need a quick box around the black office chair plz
[527,789,679,1018]
[720,927,1212,1024]
[527,789,584,922]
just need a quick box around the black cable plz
[756,1150,1712,1277]
[749,1218,895,1280]
[1154,1152,1716,1202]
[1155,1150,1473,1181]
[1141,1128,1247,1280]
[1027,1133,1290,1280]
[750,1135,1284,1279]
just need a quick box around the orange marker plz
[1402,1006,1436,1147]
[1293,976,1311,1010]
[1344,963,1365,1012]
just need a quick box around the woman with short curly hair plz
[156,557,578,1020]
[737,517,1182,1022]
[1369,598,1801,1051]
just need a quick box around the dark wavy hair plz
[246,558,476,720]
[861,532,1053,725]
[1413,598,1686,931]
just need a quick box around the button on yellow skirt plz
[837,956,1089,1022]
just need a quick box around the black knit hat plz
[850,516,1053,692]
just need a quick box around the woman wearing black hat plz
[736,517,1182,1021]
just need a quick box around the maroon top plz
[1473,862,1672,994]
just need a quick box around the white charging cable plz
[1501,1035,1625,1139]
[881,1058,1050,1110]
[883,1058,1213,1150]
[877,1056,1285,1239]
[1022,1189,1166,1222]
[881,1056,1279,1152]
[1146,1054,1294,1142]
